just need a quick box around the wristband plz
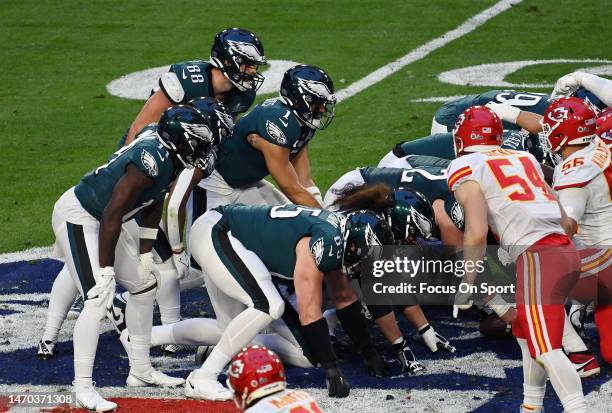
[139,226,158,240]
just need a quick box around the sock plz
[197,308,273,379]
[151,318,221,346]
[73,297,106,387]
[336,300,372,352]
[125,287,155,374]
[42,266,79,343]
[301,317,338,367]
[322,308,338,336]
[538,349,586,412]
[562,312,588,353]
[517,338,546,408]
[155,265,181,325]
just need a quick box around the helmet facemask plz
[224,54,266,92]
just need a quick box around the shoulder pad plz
[554,142,610,190]
[159,72,185,104]
[447,155,479,191]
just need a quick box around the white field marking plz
[411,95,465,103]
[334,0,522,102]
[0,246,56,264]
[438,59,612,88]
[105,60,301,100]
[1,1,519,264]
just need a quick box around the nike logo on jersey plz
[157,151,168,162]
[182,68,188,80]
[279,117,289,127]
[328,245,334,256]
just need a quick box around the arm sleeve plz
[580,73,612,107]
[557,186,589,222]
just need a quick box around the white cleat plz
[184,371,232,401]
[126,368,185,387]
[73,383,117,412]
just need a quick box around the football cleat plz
[72,382,117,412]
[519,404,545,412]
[568,351,600,378]
[67,296,84,320]
[195,345,215,365]
[106,292,127,334]
[37,339,56,360]
[160,344,192,355]
[126,368,185,387]
[393,339,425,375]
[324,365,350,398]
[184,371,233,401]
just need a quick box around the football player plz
[47,103,228,411]
[227,346,323,413]
[552,72,612,108]
[448,106,586,413]
[184,187,393,401]
[120,27,265,147]
[542,97,612,368]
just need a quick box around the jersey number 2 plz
[486,156,555,202]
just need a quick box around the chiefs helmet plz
[226,346,286,410]
[539,97,597,153]
[596,108,612,147]
[452,106,503,156]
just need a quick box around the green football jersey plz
[76,126,178,221]
[434,90,552,131]
[398,130,541,161]
[359,165,464,230]
[215,98,315,188]
[117,61,255,148]
[213,204,344,277]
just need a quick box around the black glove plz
[362,347,392,378]
[324,365,350,398]
[393,339,425,374]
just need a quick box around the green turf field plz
[1,0,610,252]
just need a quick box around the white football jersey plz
[553,138,612,246]
[246,389,322,413]
[448,148,564,261]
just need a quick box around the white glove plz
[138,252,161,288]
[485,102,521,124]
[88,267,116,309]
[551,72,583,99]
[497,247,513,267]
[419,325,456,353]
[172,250,190,280]
[453,289,473,319]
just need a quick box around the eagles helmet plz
[157,104,220,175]
[387,190,436,245]
[343,210,395,278]
[210,28,266,92]
[573,87,607,113]
[280,64,336,130]
[187,96,235,145]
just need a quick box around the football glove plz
[324,365,350,398]
[88,267,116,309]
[485,102,521,124]
[138,252,161,288]
[362,347,392,377]
[393,339,425,374]
[172,250,190,280]
[552,72,583,98]
[453,289,473,319]
[419,324,456,353]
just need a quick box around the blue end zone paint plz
[0,259,609,412]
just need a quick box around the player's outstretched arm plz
[99,164,153,267]
[291,145,323,204]
[124,90,173,146]
[552,72,612,106]
[486,102,543,135]
[254,135,321,208]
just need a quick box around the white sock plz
[151,318,221,346]
[156,266,181,325]
[197,308,273,379]
[538,349,586,412]
[125,288,155,374]
[73,298,106,385]
[323,308,338,336]
[562,312,588,353]
[517,338,547,408]
[42,266,79,343]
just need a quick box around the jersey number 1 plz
[486,156,555,202]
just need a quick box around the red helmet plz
[540,97,597,152]
[226,345,286,410]
[452,106,503,156]
[596,109,612,147]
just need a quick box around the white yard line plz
[335,0,523,102]
[0,0,521,265]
